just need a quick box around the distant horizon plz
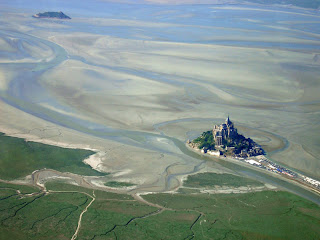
[1,0,319,9]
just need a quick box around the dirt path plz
[45,190,97,240]
[70,190,95,240]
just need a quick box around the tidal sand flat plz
[0,1,320,190]
[21,13,320,178]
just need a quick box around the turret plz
[226,115,231,125]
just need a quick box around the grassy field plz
[0,181,39,194]
[41,183,198,240]
[178,188,201,194]
[109,210,200,240]
[0,187,86,239]
[0,182,142,240]
[144,191,320,239]
[1,180,320,239]
[0,133,106,180]
[77,198,157,239]
[183,172,264,188]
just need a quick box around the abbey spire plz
[213,116,237,146]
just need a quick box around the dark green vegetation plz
[0,182,85,240]
[193,130,215,150]
[0,133,105,180]
[33,11,71,19]
[0,181,38,194]
[245,0,320,9]
[88,210,200,240]
[44,182,198,240]
[1,180,320,239]
[184,172,264,188]
[104,181,136,188]
[177,188,201,194]
[77,195,158,239]
[144,191,320,240]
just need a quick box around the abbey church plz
[213,116,238,146]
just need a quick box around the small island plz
[189,116,264,158]
[32,11,71,19]
[187,116,320,193]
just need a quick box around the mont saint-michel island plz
[189,116,264,158]
[188,117,320,193]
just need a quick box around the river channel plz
[1,30,319,205]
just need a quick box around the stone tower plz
[213,116,237,146]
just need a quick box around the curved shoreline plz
[0,127,319,206]
[186,142,320,197]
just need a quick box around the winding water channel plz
[1,30,319,205]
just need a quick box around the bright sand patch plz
[83,151,106,172]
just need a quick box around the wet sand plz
[0,4,320,202]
